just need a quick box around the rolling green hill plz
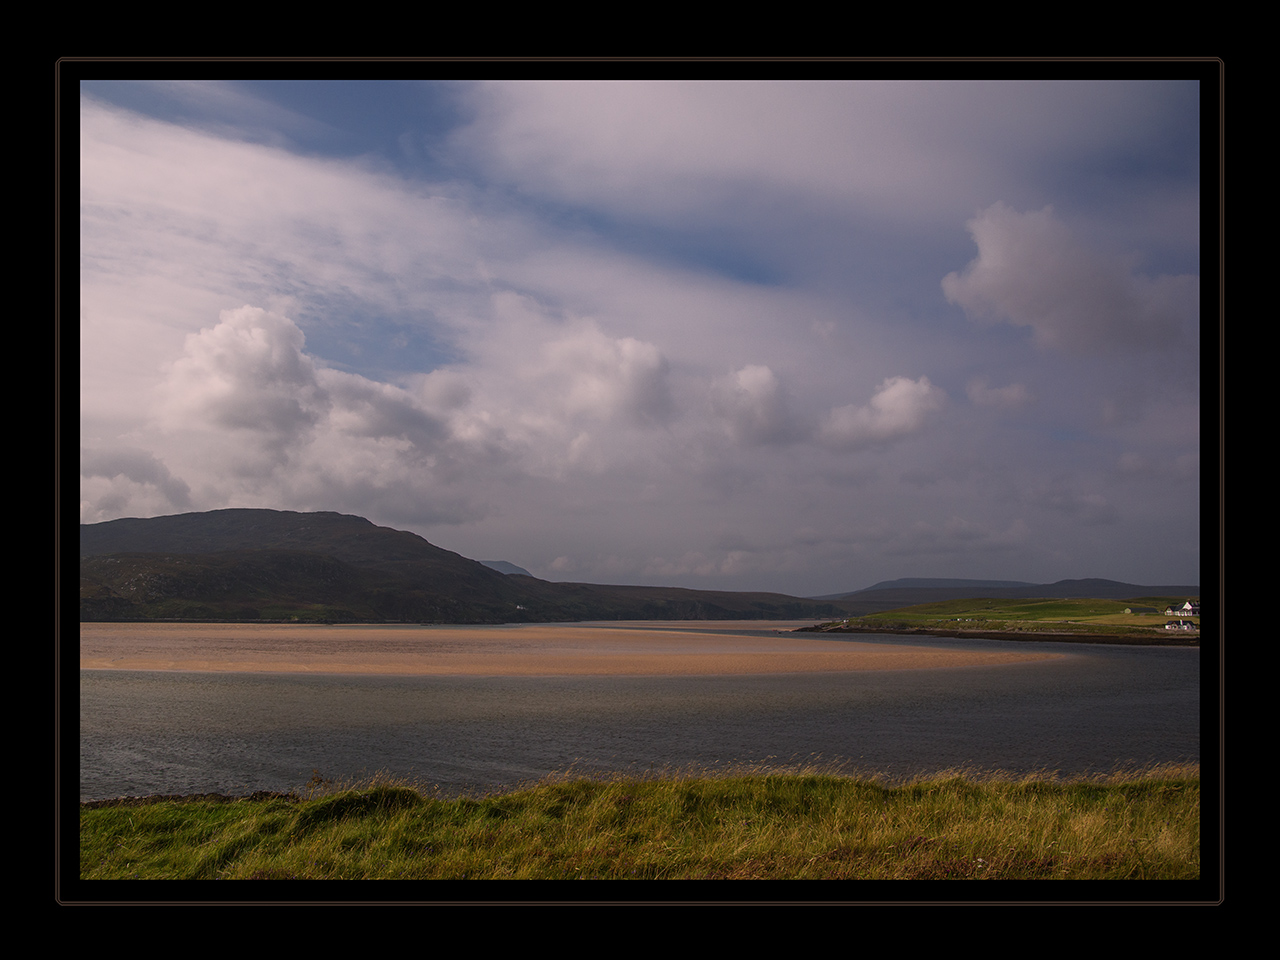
[803,595,1202,642]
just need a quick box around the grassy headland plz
[800,596,1200,645]
[80,764,1199,880]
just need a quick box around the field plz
[78,765,1200,881]
[813,597,1200,641]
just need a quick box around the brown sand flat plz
[79,622,1060,676]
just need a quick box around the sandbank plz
[79,621,1060,676]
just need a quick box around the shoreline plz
[797,623,1199,647]
[79,760,1202,809]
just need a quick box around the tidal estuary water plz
[77,629,1201,800]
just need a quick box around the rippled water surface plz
[79,632,1201,799]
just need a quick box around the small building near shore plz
[1164,601,1200,617]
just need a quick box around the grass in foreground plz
[79,764,1200,881]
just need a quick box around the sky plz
[76,74,1210,597]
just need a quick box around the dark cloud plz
[80,447,193,513]
[942,202,1197,353]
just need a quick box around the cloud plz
[455,80,886,222]
[710,365,803,446]
[321,369,449,448]
[1021,482,1119,527]
[868,516,1035,570]
[434,297,681,475]
[78,96,500,364]
[76,83,1203,593]
[1116,450,1199,482]
[819,376,945,451]
[941,202,1197,352]
[451,80,1194,235]
[536,321,675,429]
[79,447,193,515]
[157,306,329,456]
[967,377,1032,410]
[134,299,678,521]
[140,304,507,526]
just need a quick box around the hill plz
[481,560,534,577]
[800,594,1201,645]
[816,577,1201,615]
[78,509,859,623]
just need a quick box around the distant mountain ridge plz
[78,509,860,623]
[813,576,1201,615]
[78,509,1199,623]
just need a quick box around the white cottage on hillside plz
[1164,600,1200,617]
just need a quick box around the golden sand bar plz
[79,621,1060,677]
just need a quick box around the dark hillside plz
[79,509,859,623]
[80,510,548,622]
[80,509,476,568]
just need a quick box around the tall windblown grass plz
[79,762,1200,880]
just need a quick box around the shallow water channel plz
[78,631,1201,800]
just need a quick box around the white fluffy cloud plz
[535,322,674,430]
[819,376,946,451]
[89,291,952,537]
[158,306,328,440]
[136,305,500,522]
